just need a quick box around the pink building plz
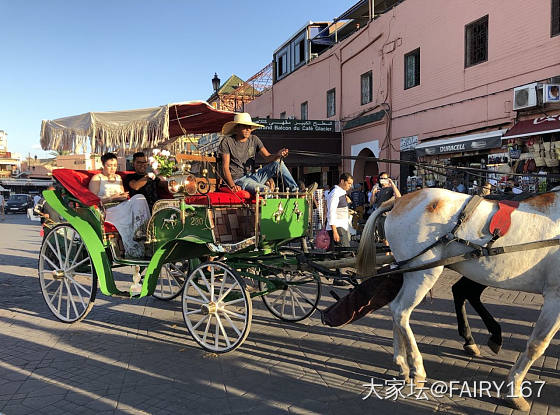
[246,0,560,191]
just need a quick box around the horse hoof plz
[508,396,530,412]
[487,338,502,354]
[463,344,481,356]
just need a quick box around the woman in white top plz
[88,153,150,258]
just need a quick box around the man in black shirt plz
[123,152,164,210]
[220,113,300,195]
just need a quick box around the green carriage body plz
[44,186,312,298]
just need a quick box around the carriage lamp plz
[202,168,208,177]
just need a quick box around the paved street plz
[0,213,559,414]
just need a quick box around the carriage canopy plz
[40,101,236,153]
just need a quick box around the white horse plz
[357,188,560,411]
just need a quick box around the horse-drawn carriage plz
[38,101,322,353]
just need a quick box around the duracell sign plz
[416,135,502,156]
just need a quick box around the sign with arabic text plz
[253,118,337,133]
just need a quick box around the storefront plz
[252,118,341,186]
[399,135,418,193]
[501,113,560,192]
[414,129,507,192]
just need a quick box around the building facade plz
[246,0,560,191]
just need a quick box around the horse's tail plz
[357,200,395,276]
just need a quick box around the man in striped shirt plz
[326,172,354,249]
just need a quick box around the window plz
[553,0,560,37]
[465,15,488,67]
[295,39,305,65]
[300,101,308,120]
[360,71,373,104]
[404,48,420,89]
[280,112,286,119]
[326,88,336,117]
[277,53,287,77]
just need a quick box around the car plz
[5,194,33,213]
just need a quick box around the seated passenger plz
[88,152,150,258]
[220,113,304,195]
[123,151,166,211]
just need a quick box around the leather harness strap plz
[374,238,560,278]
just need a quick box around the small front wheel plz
[152,260,190,300]
[38,224,97,322]
[182,261,252,353]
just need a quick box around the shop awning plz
[415,129,507,156]
[503,115,560,139]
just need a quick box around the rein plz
[289,150,560,181]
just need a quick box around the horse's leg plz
[393,324,410,382]
[464,280,502,354]
[506,294,560,411]
[452,276,480,356]
[389,266,443,385]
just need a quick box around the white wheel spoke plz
[218,269,227,299]
[43,255,60,272]
[221,310,242,337]
[216,281,240,303]
[197,268,211,291]
[47,281,62,305]
[65,274,91,295]
[289,288,309,314]
[43,278,57,291]
[69,242,85,269]
[281,289,288,316]
[188,279,209,302]
[46,240,63,269]
[66,279,71,319]
[185,296,205,304]
[214,319,220,347]
[66,256,90,273]
[64,229,76,269]
[56,280,63,312]
[184,309,202,316]
[53,230,64,269]
[66,274,87,307]
[223,297,246,306]
[64,279,80,318]
[210,266,215,302]
[222,308,245,319]
[191,314,209,330]
[202,315,212,343]
[62,227,70,268]
[215,313,231,348]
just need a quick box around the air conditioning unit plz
[310,53,319,60]
[543,84,560,103]
[288,115,296,120]
[513,83,540,110]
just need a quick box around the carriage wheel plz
[259,248,321,322]
[196,178,211,195]
[38,224,97,323]
[182,261,252,353]
[152,260,190,300]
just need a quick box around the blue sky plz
[0,0,352,158]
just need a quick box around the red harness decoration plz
[489,200,520,237]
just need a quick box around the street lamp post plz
[212,73,221,110]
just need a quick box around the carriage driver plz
[220,113,310,195]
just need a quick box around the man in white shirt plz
[33,194,41,207]
[0,193,4,221]
[326,173,353,249]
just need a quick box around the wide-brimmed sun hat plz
[221,112,264,136]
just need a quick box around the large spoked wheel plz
[38,224,97,323]
[152,260,190,300]
[259,248,321,322]
[182,261,252,353]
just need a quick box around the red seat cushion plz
[184,188,254,206]
[52,169,169,206]
[103,222,119,233]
